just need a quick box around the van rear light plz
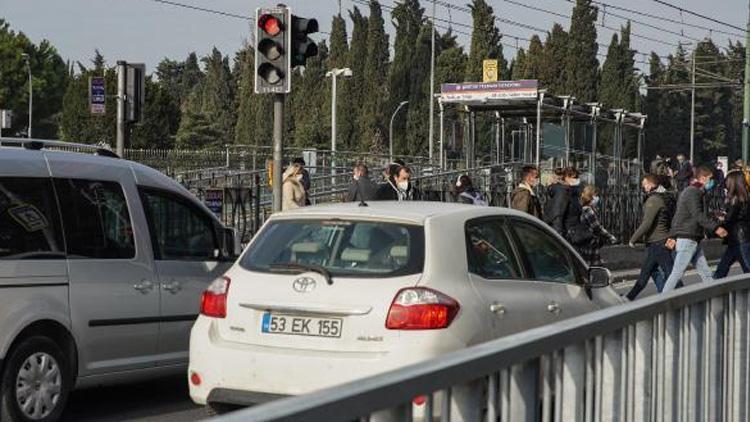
[386,288,460,330]
[200,276,231,318]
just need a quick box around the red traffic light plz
[258,14,282,36]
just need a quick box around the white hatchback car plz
[188,202,623,411]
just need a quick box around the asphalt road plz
[58,266,743,422]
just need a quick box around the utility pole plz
[428,0,436,163]
[116,61,127,157]
[690,52,696,163]
[326,68,352,186]
[272,94,284,212]
[743,0,750,163]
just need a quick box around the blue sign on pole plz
[89,76,106,114]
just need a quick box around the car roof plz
[272,201,536,224]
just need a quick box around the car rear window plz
[240,219,425,277]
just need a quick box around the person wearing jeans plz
[626,175,676,300]
[662,165,727,292]
[714,170,750,278]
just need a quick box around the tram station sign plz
[440,80,538,102]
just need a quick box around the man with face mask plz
[510,166,542,218]
[345,163,378,202]
[376,165,414,201]
[662,166,728,292]
[625,175,676,300]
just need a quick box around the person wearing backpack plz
[455,175,488,206]
[625,175,676,300]
[510,165,542,218]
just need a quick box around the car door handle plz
[547,302,561,314]
[489,303,506,315]
[133,280,155,294]
[162,281,182,294]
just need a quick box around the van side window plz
[139,188,218,261]
[55,179,135,259]
[0,177,65,259]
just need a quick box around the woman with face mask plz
[281,163,307,210]
[578,186,617,266]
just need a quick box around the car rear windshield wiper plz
[270,263,333,285]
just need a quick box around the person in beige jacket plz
[282,163,307,210]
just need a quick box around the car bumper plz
[188,316,460,406]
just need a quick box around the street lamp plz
[389,101,409,161]
[325,67,352,184]
[21,53,32,138]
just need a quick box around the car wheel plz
[205,402,241,416]
[1,336,72,422]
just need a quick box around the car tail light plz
[413,395,427,406]
[190,372,202,386]
[386,288,460,330]
[200,276,231,318]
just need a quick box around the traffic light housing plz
[290,15,319,67]
[255,7,290,94]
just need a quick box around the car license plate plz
[261,312,343,338]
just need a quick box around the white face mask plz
[397,180,409,191]
[591,196,600,206]
[353,175,360,181]
[569,178,581,186]
[296,174,303,182]
[530,178,540,187]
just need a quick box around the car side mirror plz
[223,227,242,259]
[587,266,611,288]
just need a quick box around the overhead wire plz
[652,0,746,33]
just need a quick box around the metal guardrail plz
[216,274,750,422]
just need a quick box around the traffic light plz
[255,7,290,94]
[290,15,319,67]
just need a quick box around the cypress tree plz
[693,39,733,161]
[643,52,665,160]
[388,0,424,155]
[200,48,236,145]
[234,45,260,145]
[359,0,390,153]
[131,77,181,149]
[404,22,432,156]
[342,6,368,151]
[523,35,544,79]
[510,48,527,80]
[725,41,745,159]
[464,0,504,82]
[293,42,331,149]
[565,0,599,101]
[542,24,569,94]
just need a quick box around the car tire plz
[0,336,72,422]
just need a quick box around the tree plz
[293,42,331,149]
[340,6,368,151]
[359,1,390,152]
[510,48,527,80]
[0,19,68,138]
[692,39,733,162]
[542,24,569,94]
[388,0,424,154]
[565,0,599,101]
[200,47,236,145]
[131,77,181,149]
[643,52,666,160]
[404,22,433,155]
[724,40,745,159]
[175,111,222,149]
[523,35,544,79]
[464,0,505,82]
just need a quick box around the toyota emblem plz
[292,277,317,293]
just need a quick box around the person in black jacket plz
[547,167,587,244]
[376,165,415,201]
[344,163,378,203]
[662,165,728,292]
[714,170,750,278]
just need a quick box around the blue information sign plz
[89,77,106,114]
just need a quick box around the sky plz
[2,0,747,74]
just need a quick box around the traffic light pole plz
[272,93,284,213]
[116,60,127,157]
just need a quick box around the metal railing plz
[217,274,750,422]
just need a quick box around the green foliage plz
[359,0,390,152]
[542,24,569,95]
[0,19,68,138]
[404,22,433,156]
[59,56,117,144]
[565,0,599,102]
[340,6,368,151]
[292,42,331,149]
[131,77,181,149]
[464,0,505,82]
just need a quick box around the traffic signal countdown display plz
[255,6,318,94]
